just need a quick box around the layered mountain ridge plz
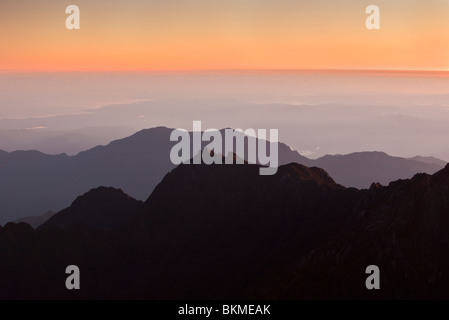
[1,161,449,299]
[0,127,445,224]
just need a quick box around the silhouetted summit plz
[40,187,142,230]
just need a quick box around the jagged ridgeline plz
[1,160,449,299]
[0,127,444,225]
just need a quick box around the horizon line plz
[1,68,448,74]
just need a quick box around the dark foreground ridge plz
[0,162,449,299]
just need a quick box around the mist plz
[1,71,449,160]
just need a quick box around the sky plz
[1,0,449,71]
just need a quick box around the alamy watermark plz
[65,265,80,290]
[169,121,279,175]
[365,265,380,290]
[65,5,380,30]
[366,5,380,30]
[66,5,80,30]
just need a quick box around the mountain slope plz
[410,155,448,167]
[0,127,445,224]
[40,187,142,230]
[1,163,449,298]
[0,161,359,299]
[311,151,444,189]
[14,211,55,229]
[252,164,449,299]
[122,161,357,298]
[0,127,175,224]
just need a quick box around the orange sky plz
[1,0,449,72]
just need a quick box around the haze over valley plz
[1,71,449,160]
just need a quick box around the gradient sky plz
[1,0,449,71]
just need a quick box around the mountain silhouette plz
[14,210,55,229]
[1,161,449,299]
[311,151,444,189]
[409,155,447,167]
[0,127,445,224]
[252,163,449,299]
[40,187,142,230]
[0,127,175,225]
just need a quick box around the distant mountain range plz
[0,126,445,224]
[1,158,449,299]
[309,151,445,189]
[0,126,137,156]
